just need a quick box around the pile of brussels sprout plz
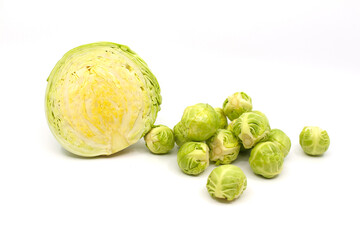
[144,92,330,202]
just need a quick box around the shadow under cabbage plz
[60,140,149,160]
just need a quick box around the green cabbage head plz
[180,103,220,142]
[299,126,330,155]
[173,122,189,147]
[228,111,270,149]
[214,108,228,129]
[206,129,240,165]
[268,129,291,157]
[144,125,174,154]
[223,92,252,121]
[177,142,209,175]
[249,142,284,178]
[206,165,247,201]
[45,42,161,157]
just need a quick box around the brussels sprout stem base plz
[242,134,253,149]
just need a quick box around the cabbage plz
[45,42,161,157]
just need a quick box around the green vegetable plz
[249,142,284,178]
[227,111,270,149]
[45,42,161,157]
[206,165,247,201]
[206,129,240,165]
[299,126,330,156]
[144,125,175,154]
[223,92,252,121]
[268,129,291,157]
[177,142,209,175]
[214,108,228,129]
[173,122,189,147]
[179,103,220,141]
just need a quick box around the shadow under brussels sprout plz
[207,193,248,204]
[252,171,282,180]
[237,148,252,159]
[300,149,327,158]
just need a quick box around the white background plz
[1,0,360,239]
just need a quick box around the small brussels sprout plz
[173,122,189,147]
[144,125,175,154]
[180,103,220,141]
[214,108,228,129]
[268,129,291,157]
[249,142,284,178]
[299,126,330,156]
[206,165,247,201]
[228,111,270,149]
[206,129,240,165]
[177,142,209,175]
[223,92,252,121]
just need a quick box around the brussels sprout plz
[180,103,220,141]
[45,42,161,157]
[268,129,291,157]
[173,122,189,147]
[177,142,209,175]
[249,142,284,178]
[227,111,270,149]
[144,125,175,154]
[206,165,247,201]
[214,108,228,129]
[206,129,240,165]
[299,126,330,156]
[223,92,252,121]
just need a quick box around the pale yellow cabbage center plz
[46,45,151,156]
